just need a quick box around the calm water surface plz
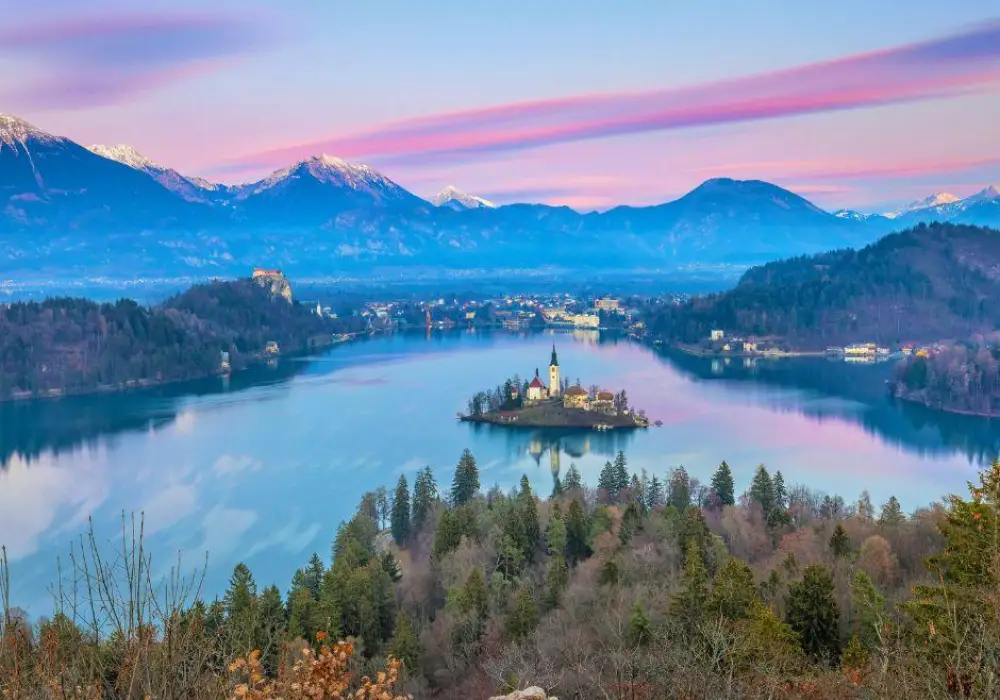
[2,330,997,612]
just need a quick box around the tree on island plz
[390,475,411,546]
[451,449,480,506]
[614,390,629,413]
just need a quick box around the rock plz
[487,687,556,700]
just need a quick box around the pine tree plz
[451,449,480,506]
[667,466,692,511]
[543,556,569,610]
[563,463,583,491]
[224,563,258,654]
[709,557,757,621]
[411,466,438,532]
[613,451,629,494]
[749,464,776,516]
[645,474,665,510]
[772,470,787,510]
[878,496,905,526]
[671,540,709,632]
[546,509,567,556]
[851,570,886,653]
[550,473,563,498]
[460,568,489,619]
[627,602,653,647]
[786,564,841,662]
[388,610,420,669]
[390,474,411,546]
[257,584,286,673]
[710,460,735,507]
[828,523,852,558]
[506,584,539,639]
[597,461,618,503]
[565,498,592,564]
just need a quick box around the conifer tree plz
[460,567,489,619]
[451,449,480,506]
[388,610,420,669]
[506,584,539,639]
[411,466,438,532]
[550,473,563,498]
[709,557,757,621]
[750,464,776,516]
[390,474,411,546]
[224,562,259,654]
[667,466,692,511]
[828,523,852,558]
[257,584,287,673]
[645,474,665,509]
[543,556,569,610]
[671,540,709,631]
[597,461,618,503]
[772,470,787,510]
[613,451,629,494]
[850,570,886,653]
[786,564,841,662]
[546,507,567,557]
[878,496,905,526]
[565,498,592,564]
[710,460,735,507]
[563,463,583,491]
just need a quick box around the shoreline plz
[0,333,361,405]
[672,343,826,358]
[892,390,1000,419]
[459,414,645,431]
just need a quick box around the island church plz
[526,345,561,401]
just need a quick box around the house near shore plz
[563,384,589,408]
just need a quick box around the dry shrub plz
[228,638,409,700]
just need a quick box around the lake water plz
[1,330,996,613]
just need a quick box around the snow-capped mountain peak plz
[897,192,960,215]
[968,184,1000,202]
[89,144,162,172]
[0,113,59,150]
[432,185,497,210]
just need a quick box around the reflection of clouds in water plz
[142,484,198,536]
[245,517,322,558]
[174,410,196,434]
[213,454,262,476]
[197,506,257,561]
[0,451,108,560]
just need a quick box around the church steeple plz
[548,344,560,397]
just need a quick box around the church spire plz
[550,344,559,367]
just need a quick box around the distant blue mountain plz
[1,113,996,278]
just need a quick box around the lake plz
[1,329,996,613]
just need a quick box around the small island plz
[459,344,649,430]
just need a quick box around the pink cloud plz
[225,20,1000,172]
[0,12,276,110]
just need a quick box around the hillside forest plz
[0,279,362,400]
[3,448,999,699]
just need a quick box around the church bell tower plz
[548,344,560,397]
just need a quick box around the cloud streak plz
[229,20,1000,172]
[0,12,274,110]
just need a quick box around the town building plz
[710,329,725,341]
[595,298,621,312]
[563,384,589,408]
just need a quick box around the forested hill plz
[0,279,360,399]
[649,223,1000,348]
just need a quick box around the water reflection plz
[658,347,1000,465]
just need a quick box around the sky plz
[2,0,999,212]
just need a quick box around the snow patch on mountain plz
[89,144,161,172]
[241,154,415,201]
[0,113,60,151]
[432,185,498,210]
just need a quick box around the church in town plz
[522,344,621,414]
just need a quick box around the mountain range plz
[2,113,998,279]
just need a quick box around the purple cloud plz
[0,12,274,110]
[228,19,1000,172]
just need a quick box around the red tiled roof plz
[565,385,588,396]
[596,391,614,400]
[529,375,546,388]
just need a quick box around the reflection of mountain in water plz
[0,359,308,468]
[660,348,1000,464]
